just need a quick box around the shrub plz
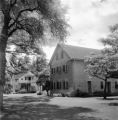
[70,89,90,97]
[30,86,36,93]
[111,92,118,96]
[37,91,42,95]
[4,84,12,94]
[53,93,62,97]
[93,91,104,97]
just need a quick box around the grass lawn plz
[1,94,118,120]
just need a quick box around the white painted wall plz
[72,60,88,92]
[50,45,70,66]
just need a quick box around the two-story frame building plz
[12,71,38,93]
[49,43,118,95]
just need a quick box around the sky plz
[43,0,118,60]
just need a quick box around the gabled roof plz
[59,44,100,60]
[14,71,34,79]
[49,43,100,64]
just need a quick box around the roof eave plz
[70,58,84,61]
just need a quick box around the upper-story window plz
[57,81,60,89]
[63,65,66,72]
[56,67,59,73]
[28,77,31,80]
[63,64,68,73]
[51,68,53,74]
[51,68,56,74]
[25,76,32,81]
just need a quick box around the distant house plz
[49,43,118,95]
[11,71,38,93]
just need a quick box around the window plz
[63,65,66,72]
[51,68,53,74]
[115,81,118,89]
[56,66,61,73]
[63,65,68,73]
[51,68,56,74]
[59,82,61,89]
[101,81,104,89]
[28,77,31,80]
[57,81,60,89]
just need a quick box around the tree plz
[31,55,47,76]
[100,24,118,78]
[0,0,68,110]
[31,55,49,95]
[8,53,31,74]
[100,24,118,55]
[85,24,118,99]
[85,53,118,99]
[36,64,50,95]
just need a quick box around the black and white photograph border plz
[1,0,118,120]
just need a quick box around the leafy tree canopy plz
[85,24,118,99]
[101,24,118,54]
[85,53,118,80]
[0,0,68,52]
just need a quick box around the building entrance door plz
[88,81,92,94]
[107,82,111,94]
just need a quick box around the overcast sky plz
[43,0,118,60]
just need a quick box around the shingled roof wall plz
[60,44,100,60]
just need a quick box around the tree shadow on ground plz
[97,97,118,101]
[4,96,50,104]
[108,103,118,106]
[2,96,103,120]
[105,98,118,100]
[97,97,118,107]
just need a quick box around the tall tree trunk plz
[0,0,10,110]
[103,78,107,99]
[0,27,8,111]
